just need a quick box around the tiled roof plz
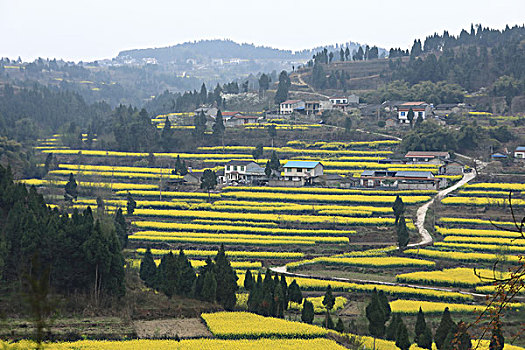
[281,100,302,105]
[405,151,449,158]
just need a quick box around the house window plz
[233,166,237,171]
[419,112,423,117]
[401,112,406,116]
[297,168,302,172]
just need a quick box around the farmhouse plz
[514,146,525,159]
[304,101,320,115]
[397,102,431,124]
[279,100,305,115]
[439,160,465,175]
[223,160,265,184]
[282,160,323,185]
[360,170,441,190]
[404,151,450,164]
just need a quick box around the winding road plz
[270,157,487,298]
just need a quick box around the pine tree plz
[265,161,272,178]
[126,192,136,215]
[415,307,427,344]
[336,318,346,333]
[161,116,174,151]
[247,273,263,312]
[322,285,335,312]
[395,317,411,350]
[260,270,275,316]
[176,249,196,297]
[407,108,415,127]
[386,313,401,341]
[194,111,207,138]
[366,288,387,346]
[378,290,391,322]
[212,109,225,138]
[324,311,335,329]
[214,244,238,310]
[280,274,288,310]
[274,282,285,318]
[139,247,157,288]
[301,299,314,324]
[419,325,434,350]
[114,208,127,249]
[274,71,290,104]
[435,307,456,350]
[174,155,182,175]
[397,215,410,249]
[64,173,78,201]
[252,144,264,160]
[158,252,178,298]
[392,196,405,225]
[269,151,280,171]
[201,270,217,302]
[194,256,214,299]
[244,269,254,291]
[200,169,217,202]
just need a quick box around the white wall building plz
[282,161,323,185]
[279,100,305,115]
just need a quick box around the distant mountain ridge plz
[117,39,383,63]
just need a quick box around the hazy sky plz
[1,0,524,62]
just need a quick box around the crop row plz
[286,256,435,270]
[20,178,158,191]
[201,312,329,339]
[464,182,525,191]
[48,169,183,180]
[404,249,521,264]
[435,226,523,239]
[288,296,347,313]
[395,267,509,287]
[390,299,522,314]
[443,235,525,246]
[433,241,525,253]
[222,186,436,196]
[129,258,261,270]
[438,217,518,227]
[131,221,356,237]
[127,209,396,226]
[441,196,525,206]
[135,248,305,259]
[42,149,254,159]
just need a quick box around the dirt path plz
[133,318,212,339]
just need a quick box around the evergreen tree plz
[260,270,275,316]
[200,169,217,202]
[194,111,207,138]
[265,161,272,178]
[435,307,456,350]
[489,319,504,350]
[269,151,280,171]
[64,173,78,201]
[324,311,335,329]
[247,272,263,312]
[397,215,410,249]
[201,270,217,303]
[386,314,401,341]
[366,288,387,345]
[212,109,225,138]
[258,74,270,95]
[288,279,303,306]
[252,144,264,160]
[158,252,178,298]
[344,117,352,133]
[139,247,157,288]
[419,325,434,350]
[214,244,238,310]
[244,269,254,291]
[176,249,196,297]
[345,47,350,61]
[453,321,472,350]
[378,290,391,322]
[336,317,346,333]
[114,208,128,249]
[407,108,415,127]
[126,192,136,215]
[415,307,427,344]
[174,155,182,175]
[322,285,335,312]
[194,256,214,299]
[160,116,174,151]
[392,196,405,225]
[280,274,288,310]
[267,124,277,147]
[395,317,411,350]
[301,299,315,324]
[274,282,285,318]
[274,71,291,104]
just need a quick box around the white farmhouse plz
[397,102,431,124]
[514,146,525,159]
[224,160,265,184]
[279,100,305,115]
[282,161,323,185]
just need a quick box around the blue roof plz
[516,146,525,151]
[491,153,507,158]
[283,161,321,169]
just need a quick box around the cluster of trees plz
[364,80,465,106]
[245,270,295,318]
[0,166,126,301]
[139,245,238,309]
[0,84,110,143]
[310,45,381,66]
[400,120,514,154]
[274,71,291,104]
[311,63,351,91]
[389,25,525,92]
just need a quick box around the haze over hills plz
[116,39,387,64]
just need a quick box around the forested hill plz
[117,39,372,63]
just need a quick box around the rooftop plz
[395,171,434,178]
[225,160,257,166]
[400,102,427,106]
[405,151,449,158]
[516,146,525,151]
[283,160,322,169]
[281,100,302,105]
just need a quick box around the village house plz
[304,101,320,115]
[223,160,265,184]
[404,151,450,164]
[359,170,441,190]
[282,160,323,186]
[329,96,351,112]
[438,160,465,175]
[279,100,305,115]
[514,146,525,159]
[397,102,431,124]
